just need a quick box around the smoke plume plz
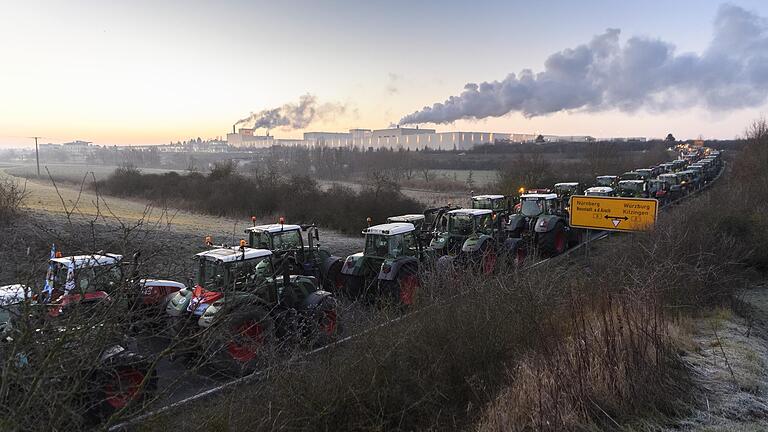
[400,4,768,125]
[235,94,346,131]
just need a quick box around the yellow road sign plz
[569,196,658,232]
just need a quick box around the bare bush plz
[0,178,27,222]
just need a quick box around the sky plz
[1,0,768,147]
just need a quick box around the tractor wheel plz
[89,356,157,421]
[396,266,420,307]
[213,308,273,376]
[307,295,340,345]
[538,222,567,257]
[323,261,344,294]
[477,242,498,275]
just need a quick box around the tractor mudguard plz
[378,257,418,281]
[301,289,333,310]
[320,255,342,278]
[462,234,491,253]
[534,215,562,233]
[507,214,526,233]
[340,253,364,276]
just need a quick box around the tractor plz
[340,222,423,305]
[647,179,671,205]
[616,180,649,198]
[619,171,651,181]
[584,186,615,197]
[554,183,583,202]
[33,251,182,324]
[388,204,459,244]
[657,173,684,200]
[595,175,619,188]
[244,219,343,293]
[428,208,524,274]
[0,283,158,422]
[165,245,338,374]
[507,192,582,257]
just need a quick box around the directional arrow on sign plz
[604,215,628,228]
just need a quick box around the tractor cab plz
[362,223,420,260]
[554,183,582,203]
[595,176,618,188]
[647,179,670,202]
[193,247,275,294]
[634,169,654,179]
[47,254,123,296]
[518,193,561,218]
[429,209,496,256]
[617,180,648,198]
[387,214,426,232]
[245,220,342,293]
[246,223,304,252]
[584,186,615,197]
[471,195,511,212]
[620,171,650,181]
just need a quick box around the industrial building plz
[227,126,511,151]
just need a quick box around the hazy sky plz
[2,0,768,146]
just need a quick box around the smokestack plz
[233,124,236,134]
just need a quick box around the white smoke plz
[235,94,346,131]
[399,4,768,125]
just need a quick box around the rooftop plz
[447,208,494,216]
[364,223,415,236]
[196,247,272,263]
[245,224,302,234]
[50,254,123,269]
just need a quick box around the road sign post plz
[569,196,659,232]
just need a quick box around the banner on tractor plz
[569,196,658,232]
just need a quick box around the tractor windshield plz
[197,256,272,291]
[472,198,505,210]
[520,199,544,217]
[448,215,473,236]
[53,263,122,294]
[271,230,302,251]
[364,234,413,258]
[596,177,615,187]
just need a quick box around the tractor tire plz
[379,265,421,308]
[538,222,567,257]
[210,307,274,377]
[476,242,498,275]
[306,295,340,346]
[89,351,158,421]
[323,260,344,294]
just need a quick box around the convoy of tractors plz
[0,145,722,420]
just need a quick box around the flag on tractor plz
[42,244,56,299]
[64,258,76,293]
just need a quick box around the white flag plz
[64,258,76,294]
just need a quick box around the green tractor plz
[165,245,338,374]
[244,219,343,293]
[428,208,524,274]
[340,222,423,306]
[507,192,582,257]
[387,204,459,244]
[616,179,649,198]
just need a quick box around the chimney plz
[232,124,236,134]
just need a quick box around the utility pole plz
[32,136,41,177]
